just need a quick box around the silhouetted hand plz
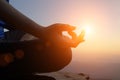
[69,30,85,47]
[41,23,85,48]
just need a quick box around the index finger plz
[70,30,85,47]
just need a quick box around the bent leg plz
[0,39,72,76]
[0,30,72,78]
[31,45,72,73]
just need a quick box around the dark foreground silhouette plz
[0,39,72,80]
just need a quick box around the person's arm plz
[0,0,44,38]
[0,0,85,48]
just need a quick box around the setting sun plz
[83,26,92,35]
[74,24,93,38]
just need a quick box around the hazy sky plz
[10,0,120,63]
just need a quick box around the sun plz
[74,24,92,36]
[83,25,92,34]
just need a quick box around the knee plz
[27,46,72,73]
[50,47,72,72]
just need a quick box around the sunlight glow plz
[83,25,92,35]
[74,24,93,37]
